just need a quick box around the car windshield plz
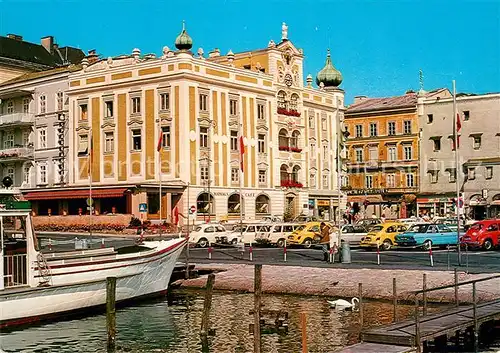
[371,225,384,232]
[409,224,429,233]
[195,226,202,232]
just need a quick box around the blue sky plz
[1,0,499,104]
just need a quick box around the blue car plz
[395,223,462,250]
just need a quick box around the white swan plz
[328,297,359,310]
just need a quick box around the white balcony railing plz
[0,113,35,126]
[0,147,34,160]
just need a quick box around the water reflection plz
[0,290,496,353]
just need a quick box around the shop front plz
[416,196,455,218]
[308,196,339,221]
[490,194,500,218]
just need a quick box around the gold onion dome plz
[316,49,342,87]
[175,22,193,50]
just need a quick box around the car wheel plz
[231,238,238,245]
[382,239,392,251]
[302,238,313,249]
[423,240,433,251]
[198,238,209,248]
[276,238,285,248]
[483,239,493,251]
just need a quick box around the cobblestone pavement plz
[177,263,500,304]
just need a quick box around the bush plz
[129,217,142,228]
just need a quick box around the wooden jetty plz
[341,273,500,353]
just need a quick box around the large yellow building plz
[59,24,345,222]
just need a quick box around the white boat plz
[0,194,186,328]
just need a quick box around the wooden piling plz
[200,274,215,335]
[392,277,397,322]
[300,312,308,353]
[414,295,421,353]
[472,282,478,353]
[106,277,117,352]
[358,283,363,328]
[423,273,427,316]
[454,268,459,307]
[254,264,262,353]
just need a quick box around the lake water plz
[1,290,499,353]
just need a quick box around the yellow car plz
[287,221,332,248]
[359,222,407,250]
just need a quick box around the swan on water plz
[328,297,359,310]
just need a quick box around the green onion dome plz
[316,49,342,87]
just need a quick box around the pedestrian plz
[381,213,386,223]
[319,222,332,262]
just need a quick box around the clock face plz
[284,73,293,87]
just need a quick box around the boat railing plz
[3,253,28,288]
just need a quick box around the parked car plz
[395,223,460,250]
[292,214,320,223]
[260,215,283,223]
[340,224,368,246]
[355,218,383,230]
[230,223,271,244]
[359,222,407,250]
[189,224,239,247]
[287,222,334,248]
[433,218,470,232]
[255,223,302,247]
[460,219,500,250]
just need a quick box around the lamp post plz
[337,101,350,246]
[199,119,217,222]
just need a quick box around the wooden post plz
[358,283,363,328]
[254,264,262,353]
[200,274,215,335]
[414,295,421,353]
[422,273,427,317]
[392,277,397,322]
[472,282,478,353]
[301,312,308,353]
[454,268,459,307]
[106,277,117,352]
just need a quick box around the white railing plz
[0,113,35,126]
[0,147,34,160]
[3,253,28,288]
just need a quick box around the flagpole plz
[88,129,93,247]
[239,121,244,242]
[453,80,462,265]
[158,124,163,239]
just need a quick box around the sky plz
[1,0,499,104]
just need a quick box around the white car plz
[255,223,301,247]
[340,224,368,246]
[231,224,271,244]
[189,224,240,248]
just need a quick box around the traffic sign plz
[189,205,196,214]
[139,203,147,213]
[86,198,94,206]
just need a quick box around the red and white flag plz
[157,128,163,152]
[239,135,245,172]
[456,113,461,148]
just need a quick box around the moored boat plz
[0,190,186,328]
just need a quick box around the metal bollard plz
[329,246,334,263]
[341,241,351,264]
[208,244,212,260]
[283,240,287,262]
[376,243,381,265]
[249,243,253,262]
[429,246,434,267]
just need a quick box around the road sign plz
[86,198,94,206]
[139,203,147,213]
[189,205,196,214]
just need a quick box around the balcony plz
[278,146,302,153]
[280,180,304,188]
[0,113,35,127]
[277,107,301,117]
[0,147,34,162]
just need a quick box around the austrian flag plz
[239,136,245,172]
[157,129,163,152]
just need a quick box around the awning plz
[23,188,129,201]
[347,195,383,203]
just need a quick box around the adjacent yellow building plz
[61,24,345,222]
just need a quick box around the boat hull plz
[0,238,186,328]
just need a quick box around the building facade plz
[23,24,346,222]
[344,90,450,219]
[0,34,84,84]
[417,92,500,220]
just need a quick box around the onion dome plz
[175,21,193,50]
[316,49,342,87]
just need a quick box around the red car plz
[461,219,500,250]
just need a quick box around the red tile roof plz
[346,93,418,113]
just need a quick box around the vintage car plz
[189,223,241,247]
[287,222,335,248]
[359,222,407,250]
[460,219,500,250]
[230,223,271,244]
[395,223,460,250]
[340,224,369,246]
[255,223,302,247]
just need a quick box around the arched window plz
[280,165,289,182]
[292,165,301,182]
[290,93,299,111]
[255,194,270,214]
[277,90,287,109]
[228,193,243,214]
[197,193,214,214]
[290,130,300,148]
[278,129,289,149]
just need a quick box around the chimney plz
[208,48,221,58]
[41,36,54,53]
[354,95,367,104]
[87,49,99,64]
[7,34,23,41]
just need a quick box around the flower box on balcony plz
[290,147,302,153]
[280,180,304,188]
[278,146,291,151]
[277,107,301,117]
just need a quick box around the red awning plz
[23,188,128,201]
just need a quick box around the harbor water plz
[1,290,499,353]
